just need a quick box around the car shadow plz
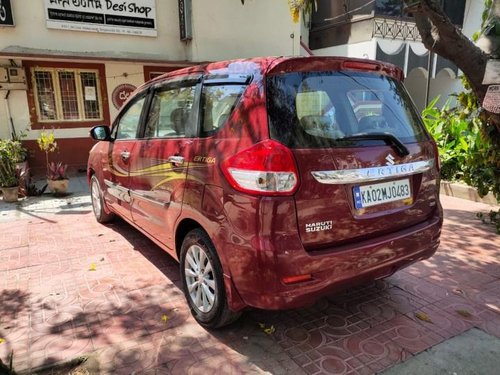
[43,217,296,374]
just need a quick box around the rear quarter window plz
[200,84,246,136]
[267,71,427,148]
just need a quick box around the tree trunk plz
[409,1,487,98]
[407,0,500,130]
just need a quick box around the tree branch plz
[408,0,488,101]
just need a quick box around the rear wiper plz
[337,132,410,157]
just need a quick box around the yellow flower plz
[264,325,276,335]
[288,0,305,23]
[258,323,275,334]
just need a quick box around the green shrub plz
[422,92,499,202]
[0,139,21,188]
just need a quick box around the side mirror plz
[90,125,111,141]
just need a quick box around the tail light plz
[220,139,299,196]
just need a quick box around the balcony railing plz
[373,17,421,41]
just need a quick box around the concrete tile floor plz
[0,178,498,374]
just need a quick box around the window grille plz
[33,68,102,122]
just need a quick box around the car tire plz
[90,175,115,223]
[180,228,241,329]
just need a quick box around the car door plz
[104,93,148,220]
[128,78,199,251]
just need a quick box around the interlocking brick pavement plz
[0,181,498,374]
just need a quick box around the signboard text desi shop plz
[44,0,157,37]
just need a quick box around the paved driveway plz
[1,185,499,374]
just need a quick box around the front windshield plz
[267,71,426,148]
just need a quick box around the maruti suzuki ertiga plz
[88,57,442,328]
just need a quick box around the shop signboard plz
[112,83,137,109]
[44,0,157,37]
[0,0,15,26]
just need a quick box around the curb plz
[440,181,498,206]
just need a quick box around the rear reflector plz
[282,274,313,285]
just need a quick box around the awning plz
[0,45,200,66]
[376,42,459,78]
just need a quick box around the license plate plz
[353,179,411,209]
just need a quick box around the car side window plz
[144,85,196,139]
[200,84,246,136]
[114,97,147,140]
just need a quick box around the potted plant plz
[47,161,69,194]
[0,139,20,202]
[37,129,69,195]
[10,137,29,196]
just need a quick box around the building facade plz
[0,0,301,172]
[308,0,483,111]
[1,0,483,174]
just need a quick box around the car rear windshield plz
[267,71,427,148]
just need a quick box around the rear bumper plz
[230,210,442,311]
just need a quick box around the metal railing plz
[373,17,421,41]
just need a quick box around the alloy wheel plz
[184,244,216,313]
[91,179,102,217]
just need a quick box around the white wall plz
[0,0,187,60]
[300,9,311,55]
[405,68,463,113]
[1,1,298,63]
[405,68,428,112]
[105,62,145,121]
[189,0,299,60]
[0,90,11,139]
[313,40,377,59]
[0,0,300,141]
[0,59,30,140]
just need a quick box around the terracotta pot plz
[47,179,69,194]
[1,186,19,202]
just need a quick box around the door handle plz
[168,155,184,166]
[120,151,131,161]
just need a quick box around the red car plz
[88,56,442,328]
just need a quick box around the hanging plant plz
[287,0,316,23]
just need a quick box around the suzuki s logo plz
[385,153,395,166]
